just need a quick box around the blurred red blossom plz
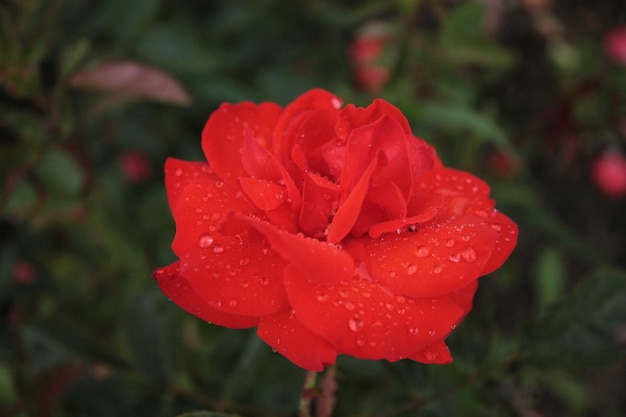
[604,27,626,65]
[119,150,153,183]
[12,261,36,284]
[591,150,626,199]
[349,23,394,93]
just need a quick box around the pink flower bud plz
[604,27,626,65]
[591,150,626,198]
[120,150,152,183]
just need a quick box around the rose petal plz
[165,158,216,213]
[239,177,286,211]
[153,261,258,328]
[344,219,497,298]
[368,208,439,239]
[272,89,342,167]
[327,156,378,244]
[202,101,283,187]
[299,172,341,238]
[257,308,337,371]
[409,340,453,364]
[336,99,412,141]
[284,265,466,362]
[178,232,290,316]
[168,173,290,316]
[169,177,258,257]
[242,217,353,285]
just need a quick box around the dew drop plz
[432,265,443,274]
[240,258,250,266]
[415,246,431,258]
[461,247,477,263]
[388,271,397,279]
[406,264,418,275]
[491,223,502,232]
[409,328,419,335]
[348,318,364,332]
[212,245,224,254]
[229,299,238,307]
[356,338,366,346]
[241,280,249,288]
[428,330,436,336]
[259,276,269,286]
[426,351,437,361]
[449,253,461,263]
[385,303,395,311]
[316,293,328,303]
[450,323,457,330]
[345,301,355,311]
[445,238,455,247]
[174,168,182,176]
[198,234,214,248]
[339,289,349,298]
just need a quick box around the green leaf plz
[176,412,241,417]
[532,246,566,308]
[419,103,512,151]
[35,149,84,195]
[523,268,626,369]
[122,289,173,382]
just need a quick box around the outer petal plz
[170,174,290,316]
[178,233,291,316]
[284,265,466,362]
[257,308,337,371]
[153,261,258,328]
[409,340,453,365]
[344,219,497,298]
[243,217,353,285]
[336,99,412,141]
[166,158,259,256]
[202,101,283,187]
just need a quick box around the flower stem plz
[298,370,318,417]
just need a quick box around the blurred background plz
[1,0,625,416]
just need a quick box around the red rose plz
[153,89,517,371]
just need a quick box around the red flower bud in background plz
[591,149,626,199]
[350,23,394,93]
[120,150,152,183]
[604,27,626,65]
[12,261,36,284]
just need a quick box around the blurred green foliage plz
[1,0,625,416]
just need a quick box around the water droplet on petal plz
[198,234,214,248]
[461,247,477,263]
[491,223,502,232]
[316,293,328,303]
[409,327,419,335]
[259,276,269,286]
[415,246,431,258]
[406,264,418,275]
[174,168,182,176]
[339,289,349,298]
[348,318,364,332]
[345,301,355,311]
[450,324,457,330]
[229,299,238,307]
[356,337,366,346]
[212,245,224,254]
[445,238,455,247]
[432,265,443,274]
[449,253,461,263]
[428,330,436,336]
[426,351,437,361]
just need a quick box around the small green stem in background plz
[298,370,318,417]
